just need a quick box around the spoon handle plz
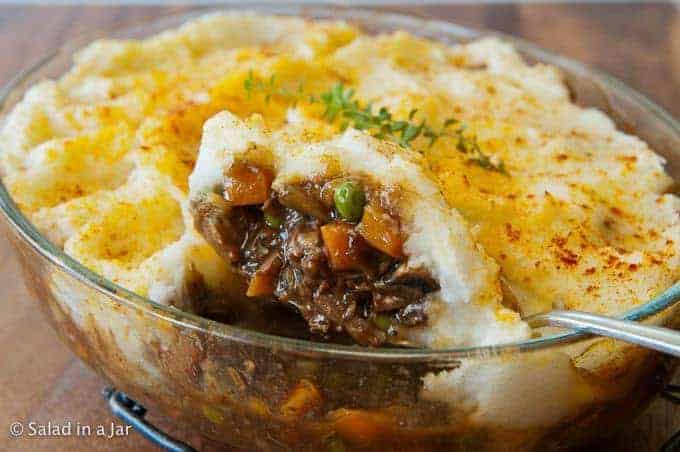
[527,310,680,357]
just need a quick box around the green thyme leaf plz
[242,70,300,105]
[443,118,458,128]
[401,123,422,146]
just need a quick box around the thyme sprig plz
[242,73,507,173]
[452,124,507,174]
[317,84,507,173]
[243,70,302,105]
[316,84,448,149]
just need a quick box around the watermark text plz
[8,420,131,439]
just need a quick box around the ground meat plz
[191,186,439,346]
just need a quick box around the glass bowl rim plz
[0,5,678,362]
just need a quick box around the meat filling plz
[191,164,439,346]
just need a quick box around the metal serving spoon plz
[391,313,680,355]
[525,310,680,357]
[391,282,680,355]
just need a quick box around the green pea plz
[333,181,365,222]
[264,211,282,229]
[372,314,392,332]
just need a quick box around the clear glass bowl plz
[0,7,678,451]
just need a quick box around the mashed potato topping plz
[1,13,677,346]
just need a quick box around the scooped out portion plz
[189,111,530,347]
[192,167,437,345]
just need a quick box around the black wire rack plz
[102,388,194,452]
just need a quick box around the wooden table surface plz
[0,3,677,451]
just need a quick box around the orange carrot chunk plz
[246,254,281,297]
[224,162,273,206]
[320,222,366,272]
[281,379,322,417]
[328,409,394,444]
[246,273,276,297]
[357,203,403,258]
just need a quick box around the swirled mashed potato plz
[0,13,677,344]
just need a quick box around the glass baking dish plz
[0,6,678,451]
